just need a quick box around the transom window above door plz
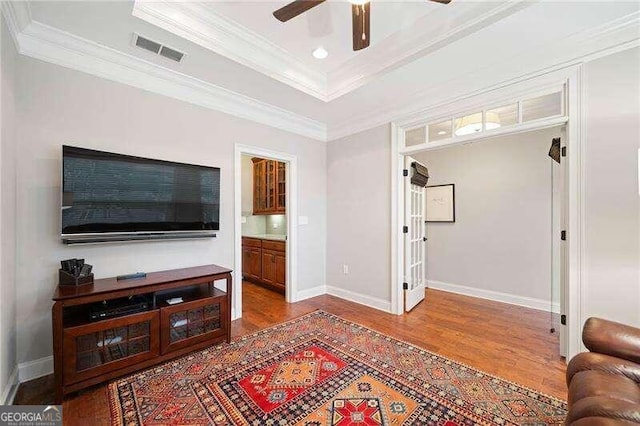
[403,89,565,148]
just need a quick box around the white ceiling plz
[206,0,440,72]
[17,1,640,140]
[131,0,519,100]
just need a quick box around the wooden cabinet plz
[62,310,159,385]
[242,237,286,293]
[160,294,227,354]
[276,161,286,212]
[52,265,232,403]
[274,251,286,288]
[242,237,262,281]
[252,158,286,215]
[262,250,277,285]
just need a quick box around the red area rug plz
[109,311,566,425]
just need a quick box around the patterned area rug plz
[109,311,566,425]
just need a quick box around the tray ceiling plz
[10,1,640,141]
[132,1,529,101]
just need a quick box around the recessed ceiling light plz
[438,131,447,135]
[312,47,328,59]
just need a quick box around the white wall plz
[0,16,18,403]
[327,125,391,308]
[14,54,327,369]
[413,127,561,308]
[582,47,640,326]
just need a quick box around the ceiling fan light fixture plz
[312,46,328,59]
[349,0,369,5]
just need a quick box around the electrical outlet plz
[273,222,278,229]
[241,216,247,224]
[343,264,349,275]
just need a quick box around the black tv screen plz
[62,146,220,240]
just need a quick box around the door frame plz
[390,65,585,361]
[233,144,298,320]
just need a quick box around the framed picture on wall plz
[426,184,455,222]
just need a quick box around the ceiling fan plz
[273,0,452,52]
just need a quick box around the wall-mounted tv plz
[61,146,220,244]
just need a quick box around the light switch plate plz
[241,216,247,224]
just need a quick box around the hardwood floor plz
[14,282,567,425]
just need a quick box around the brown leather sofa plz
[566,317,640,425]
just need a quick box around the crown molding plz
[132,1,328,101]
[326,0,533,101]
[1,0,31,50]
[2,2,638,143]
[132,1,531,102]
[1,4,327,141]
[327,11,640,141]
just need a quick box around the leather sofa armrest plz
[567,352,640,385]
[566,397,640,424]
[583,318,640,364]
[570,416,640,426]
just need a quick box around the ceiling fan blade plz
[352,2,370,51]
[273,0,326,22]
[428,0,452,4]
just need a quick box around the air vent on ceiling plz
[133,34,185,63]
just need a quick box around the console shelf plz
[52,264,232,403]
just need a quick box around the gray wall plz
[583,47,640,326]
[13,53,327,366]
[413,127,561,305]
[0,17,17,401]
[325,47,640,332]
[327,125,391,303]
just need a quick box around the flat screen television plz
[61,145,220,244]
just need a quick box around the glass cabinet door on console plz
[160,294,227,354]
[62,311,159,384]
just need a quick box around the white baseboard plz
[18,356,53,383]
[1,367,18,405]
[295,285,326,302]
[427,280,560,313]
[326,286,392,313]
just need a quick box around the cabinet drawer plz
[63,310,159,385]
[262,239,285,252]
[242,237,262,248]
[160,295,227,354]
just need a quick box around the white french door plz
[404,156,427,312]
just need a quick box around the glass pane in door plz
[75,320,151,372]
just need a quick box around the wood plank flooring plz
[14,282,567,425]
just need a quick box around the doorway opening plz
[400,126,566,357]
[233,145,298,320]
